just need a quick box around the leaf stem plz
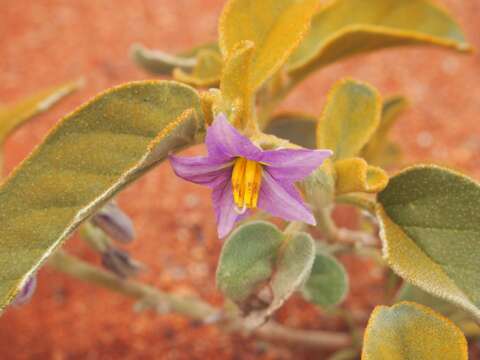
[48,250,351,350]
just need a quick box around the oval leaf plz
[264,112,317,149]
[362,302,468,360]
[335,157,389,195]
[219,0,319,91]
[377,165,480,320]
[317,79,381,160]
[245,231,315,327]
[0,81,203,312]
[216,221,284,304]
[288,0,472,77]
[302,252,348,308]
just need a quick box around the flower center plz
[231,157,262,212]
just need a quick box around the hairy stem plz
[48,250,351,350]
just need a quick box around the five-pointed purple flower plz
[170,114,332,238]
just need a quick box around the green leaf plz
[317,79,382,160]
[288,0,472,78]
[362,95,408,166]
[302,252,348,308]
[0,80,203,313]
[173,49,222,88]
[397,283,480,336]
[334,157,389,195]
[362,302,468,360]
[130,42,220,75]
[0,79,83,143]
[264,112,316,149]
[219,40,256,126]
[245,232,315,327]
[219,0,319,91]
[216,221,284,304]
[377,165,480,320]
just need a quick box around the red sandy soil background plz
[0,0,479,359]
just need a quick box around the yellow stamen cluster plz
[231,157,262,212]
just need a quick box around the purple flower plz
[169,114,332,238]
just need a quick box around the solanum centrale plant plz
[1,0,477,358]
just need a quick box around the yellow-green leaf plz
[130,42,220,75]
[219,40,255,126]
[377,165,480,320]
[288,0,472,78]
[0,79,83,143]
[219,0,319,91]
[173,49,222,88]
[264,112,317,149]
[362,95,408,166]
[397,283,480,336]
[317,79,381,160]
[302,251,349,308]
[362,302,468,360]
[335,157,389,195]
[0,80,203,313]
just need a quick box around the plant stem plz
[335,194,376,215]
[48,250,351,350]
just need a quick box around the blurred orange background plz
[0,0,479,358]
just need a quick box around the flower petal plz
[260,148,332,181]
[258,170,315,225]
[206,114,262,161]
[170,154,231,186]
[211,171,245,238]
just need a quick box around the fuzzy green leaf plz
[288,0,472,78]
[302,252,348,308]
[216,221,284,304]
[377,165,480,320]
[362,302,468,360]
[397,283,480,335]
[0,81,203,313]
[130,42,220,75]
[317,79,382,160]
[219,0,319,91]
[245,232,315,327]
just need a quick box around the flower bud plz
[13,275,37,306]
[101,247,143,278]
[92,201,135,243]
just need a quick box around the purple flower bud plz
[12,275,37,306]
[101,247,143,278]
[92,201,135,243]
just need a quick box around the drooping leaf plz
[334,157,389,195]
[302,251,348,308]
[362,95,408,166]
[264,112,316,149]
[377,165,480,320]
[245,232,315,327]
[219,0,319,91]
[0,79,83,143]
[317,79,381,160]
[216,221,284,304]
[362,302,468,360]
[130,42,220,75]
[288,0,472,78]
[0,81,204,313]
[173,49,222,88]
